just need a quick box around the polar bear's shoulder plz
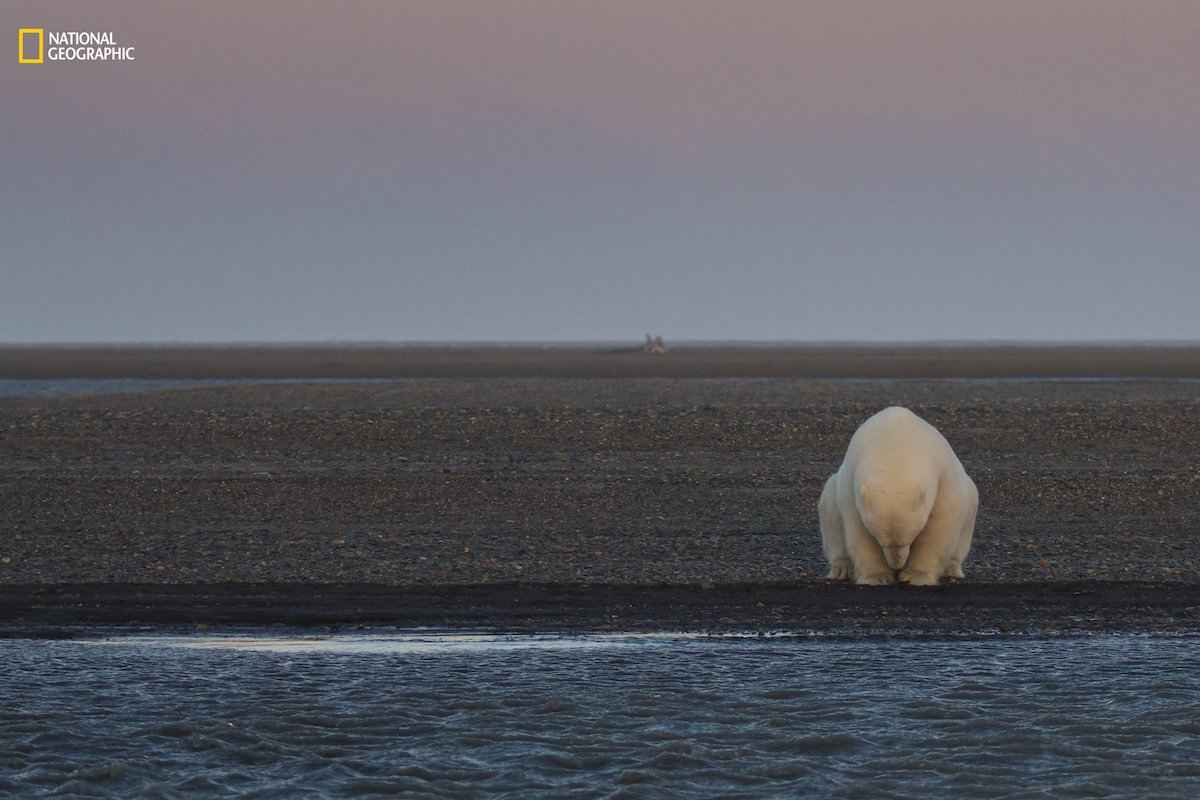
[867,406,924,428]
[852,406,934,446]
[876,405,916,419]
[847,406,957,475]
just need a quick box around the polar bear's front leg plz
[901,479,972,586]
[897,564,942,586]
[900,521,955,585]
[843,514,895,586]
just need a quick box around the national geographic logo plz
[18,27,136,63]
[17,28,42,63]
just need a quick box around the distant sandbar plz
[2,342,1199,379]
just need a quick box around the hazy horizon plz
[6,337,1200,348]
[4,1,1199,343]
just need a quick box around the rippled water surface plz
[6,376,1197,399]
[0,378,408,398]
[3,633,1200,798]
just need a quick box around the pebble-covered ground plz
[2,377,1199,589]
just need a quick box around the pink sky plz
[4,1,1200,340]
[12,1,1198,177]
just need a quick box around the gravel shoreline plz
[3,369,1200,633]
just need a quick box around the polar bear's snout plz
[882,544,911,570]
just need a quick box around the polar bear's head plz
[855,478,935,570]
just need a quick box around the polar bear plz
[818,406,978,586]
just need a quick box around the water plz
[0,378,226,398]
[3,633,1200,798]
[6,375,1200,400]
[0,378,417,399]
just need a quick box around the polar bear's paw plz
[855,571,897,586]
[898,568,941,587]
[946,562,965,580]
[827,560,852,581]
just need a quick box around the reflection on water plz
[92,631,700,654]
[7,376,1200,400]
[0,377,409,398]
[0,378,233,398]
[3,633,1200,798]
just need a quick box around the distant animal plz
[642,334,667,354]
[818,406,978,586]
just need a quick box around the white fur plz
[819,406,978,586]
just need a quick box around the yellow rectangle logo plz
[18,27,43,64]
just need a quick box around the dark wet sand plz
[3,341,1200,379]
[3,582,1199,639]
[2,345,1200,636]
